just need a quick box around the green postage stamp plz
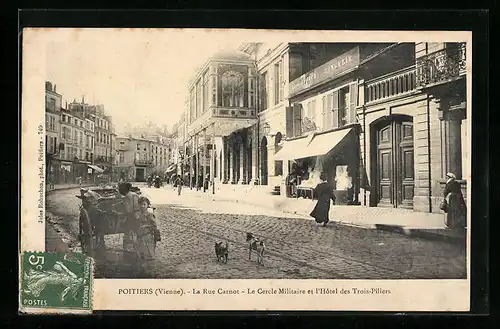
[20,252,93,313]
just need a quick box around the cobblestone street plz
[46,186,466,280]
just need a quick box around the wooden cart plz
[76,187,143,259]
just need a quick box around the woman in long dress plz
[443,172,466,230]
[309,172,336,227]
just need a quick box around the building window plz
[274,60,284,105]
[309,99,317,127]
[211,76,217,105]
[79,131,83,146]
[120,153,124,163]
[196,80,202,117]
[279,57,285,101]
[203,71,209,112]
[248,76,255,108]
[338,87,350,127]
[221,70,244,107]
[260,71,268,111]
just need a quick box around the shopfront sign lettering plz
[289,47,360,97]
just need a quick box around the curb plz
[374,224,466,245]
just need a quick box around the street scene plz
[44,36,468,280]
[46,184,465,279]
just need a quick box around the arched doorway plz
[371,115,414,209]
[260,136,268,185]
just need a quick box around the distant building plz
[115,134,170,182]
[45,81,62,183]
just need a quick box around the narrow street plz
[46,186,466,280]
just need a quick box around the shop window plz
[221,70,245,107]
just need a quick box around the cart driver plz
[117,182,141,225]
[117,182,142,265]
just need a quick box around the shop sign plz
[289,47,360,97]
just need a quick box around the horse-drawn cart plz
[76,186,143,260]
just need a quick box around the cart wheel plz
[79,208,95,257]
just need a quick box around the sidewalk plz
[181,183,465,244]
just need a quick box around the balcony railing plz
[134,159,153,166]
[94,156,113,164]
[416,43,466,88]
[365,66,416,104]
[211,106,257,119]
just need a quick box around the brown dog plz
[246,233,265,265]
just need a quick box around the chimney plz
[54,84,57,92]
[82,96,85,104]
[65,101,68,109]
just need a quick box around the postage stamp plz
[20,252,93,312]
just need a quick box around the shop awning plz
[88,164,104,173]
[299,128,354,159]
[274,135,312,161]
[274,128,354,160]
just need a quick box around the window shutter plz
[332,90,339,128]
[349,82,358,124]
[321,96,327,131]
[286,106,294,137]
[293,103,303,136]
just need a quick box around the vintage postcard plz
[20,28,471,313]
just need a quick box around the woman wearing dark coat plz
[309,172,336,227]
[443,172,466,230]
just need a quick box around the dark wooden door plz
[376,119,414,208]
[397,122,415,208]
[377,124,394,206]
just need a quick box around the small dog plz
[215,242,229,264]
[246,233,265,265]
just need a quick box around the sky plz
[46,30,244,134]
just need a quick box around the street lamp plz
[262,122,271,135]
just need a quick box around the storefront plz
[275,125,360,205]
[60,161,73,184]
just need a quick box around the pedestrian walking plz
[441,172,466,230]
[203,174,210,193]
[175,175,183,196]
[309,172,336,227]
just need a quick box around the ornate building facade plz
[185,50,259,189]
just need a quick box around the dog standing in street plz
[215,242,228,264]
[246,233,265,266]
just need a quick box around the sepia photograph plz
[41,33,468,280]
[20,28,473,312]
